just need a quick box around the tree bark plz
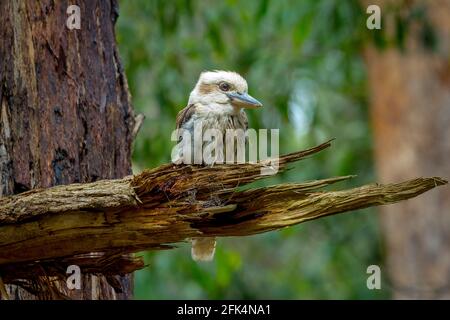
[365,0,450,298]
[0,0,135,299]
[0,141,445,287]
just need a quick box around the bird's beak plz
[226,92,263,109]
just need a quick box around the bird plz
[174,70,262,261]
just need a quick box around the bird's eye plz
[219,82,231,92]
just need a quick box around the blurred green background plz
[116,0,387,299]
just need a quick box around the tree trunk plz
[365,0,450,298]
[0,0,135,299]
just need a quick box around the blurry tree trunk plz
[365,0,450,298]
[0,0,135,299]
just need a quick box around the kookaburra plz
[174,70,262,261]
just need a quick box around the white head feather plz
[188,71,248,110]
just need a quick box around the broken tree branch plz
[0,140,447,284]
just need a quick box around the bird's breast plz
[189,112,246,131]
[176,110,248,164]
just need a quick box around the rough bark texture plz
[0,141,446,288]
[0,0,135,299]
[365,0,450,298]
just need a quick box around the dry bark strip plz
[0,141,447,284]
[0,0,135,299]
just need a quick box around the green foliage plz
[117,0,388,299]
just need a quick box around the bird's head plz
[188,70,262,112]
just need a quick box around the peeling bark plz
[0,0,135,299]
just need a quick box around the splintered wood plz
[0,140,447,283]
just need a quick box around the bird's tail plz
[191,237,216,262]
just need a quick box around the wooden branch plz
[0,140,447,283]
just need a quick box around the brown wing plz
[176,103,197,129]
[242,110,249,131]
[241,111,249,146]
